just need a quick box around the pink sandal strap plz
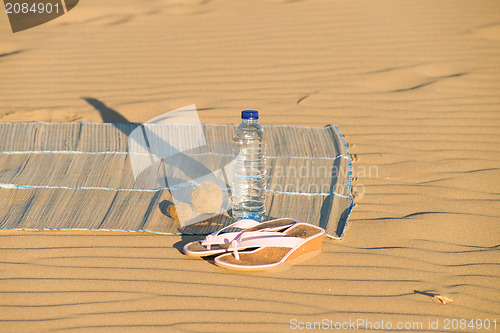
[228,234,303,260]
[201,219,296,250]
[201,219,261,250]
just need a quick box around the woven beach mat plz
[0,122,353,238]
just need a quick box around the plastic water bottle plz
[232,110,267,221]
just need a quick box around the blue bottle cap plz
[241,110,259,120]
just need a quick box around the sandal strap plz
[202,219,296,248]
[228,235,303,260]
[202,229,286,248]
[229,235,302,250]
[215,219,261,235]
[201,219,261,248]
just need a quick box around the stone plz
[191,182,223,214]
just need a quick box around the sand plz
[0,0,499,331]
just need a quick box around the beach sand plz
[0,0,499,331]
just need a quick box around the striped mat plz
[0,122,353,238]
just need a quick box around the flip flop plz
[214,223,325,271]
[183,218,298,257]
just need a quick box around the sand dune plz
[0,0,499,331]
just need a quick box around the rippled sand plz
[0,0,499,331]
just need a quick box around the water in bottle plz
[231,110,267,221]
